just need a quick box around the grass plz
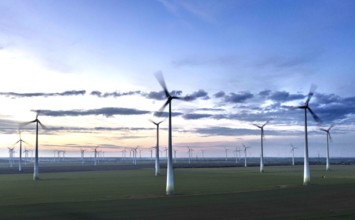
[0,165,355,219]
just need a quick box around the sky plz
[1,0,355,158]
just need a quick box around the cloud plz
[90,90,141,98]
[0,90,86,98]
[214,91,225,98]
[268,91,305,102]
[182,113,212,120]
[144,90,183,100]
[184,89,209,101]
[0,118,20,134]
[223,92,254,103]
[37,107,150,117]
[195,127,258,137]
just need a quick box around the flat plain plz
[0,164,355,220]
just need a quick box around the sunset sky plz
[1,0,355,158]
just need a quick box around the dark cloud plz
[195,127,258,136]
[0,118,20,134]
[214,91,225,98]
[182,113,212,120]
[38,107,150,117]
[268,91,305,102]
[196,108,225,112]
[153,111,183,118]
[144,90,183,100]
[90,90,141,98]
[224,92,254,103]
[0,90,86,98]
[184,89,209,101]
[258,90,271,97]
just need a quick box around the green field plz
[1,165,355,219]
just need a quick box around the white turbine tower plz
[295,85,322,185]
[234,146,240,164]
[20,111,47,180]
[253,121,269,173]
[8,147,15,167]
[24,148,29,165]
[81,149,86,165]
[15,131,27,172]
[155,72,185,195]
[94,147,98,166]
[224,147,229,161]
[320,125,334,171]
[243,144,251,167]
[187,147,193,164]
[150,119,164,176]
[290,144,297,166]
[174,150,177,163]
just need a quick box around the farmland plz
[0,164,355,219]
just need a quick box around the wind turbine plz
[320,125,334,171]
[80,149,86,165]
[94,147,98,166]
[224,147,229,161]
[295,85,322,185]
[243,144,251,167]
[8,147,15,167]
[14,131,27,171]
[290,144,297,166]
[234,146,241,164]
[20,111,47,180]
[155,72,185,195]
[174,150,177,163]
[24,148,29,165]
[253,121,269,173]
[187,147,193,164]
[150,119,164,176]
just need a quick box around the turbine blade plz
[329,124,335,131]
[252,124,261,128]
[36,110,40,119]
[262,120,270,127]
[156,99,170,117]
[38,120,48,130]
[14,140,20,145]
[305,84,317,106]
[19,120,36,128]
[154,72,170,98]
[158,118,166,124]
[149,119,157,125]
[328,132,333,142]
[307,107,322,123]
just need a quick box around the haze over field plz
[1,0,355,158]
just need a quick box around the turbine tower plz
[243,144,251,167]
[155,72,185,195]
[290,144,297,166]
[187,147,193,164]
[296,85,321,185]
[224,147,229,161]
[14,131,27,172]
[8,147,15,167]
[253,120,269,173]
[320,125,334,171]
[80,149,86,165]
[234,146,240,164]
[150,119,164,176]
[20,111,47,180]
